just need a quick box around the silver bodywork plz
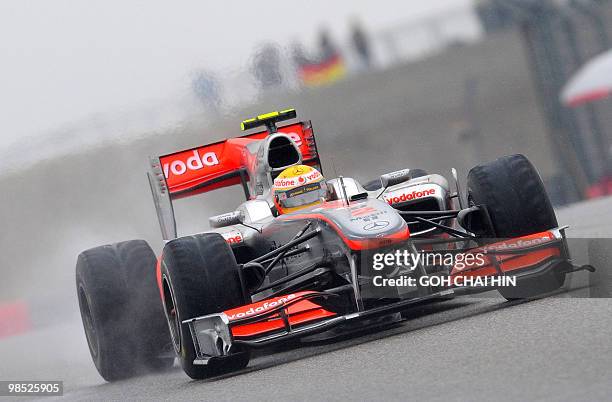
[211,172,452,245]
[203,177,451,252]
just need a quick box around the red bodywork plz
[224,291,337,338]
[157,122,318,199]
[450,231,560,281]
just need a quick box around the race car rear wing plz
[148,118,321,239]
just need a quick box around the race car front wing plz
[183,228,594,365]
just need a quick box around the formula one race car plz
[76,109,593,381]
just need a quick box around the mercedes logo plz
[363,220,389,231]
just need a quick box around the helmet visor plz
[277,181,327,210]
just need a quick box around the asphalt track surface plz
[1,199,611,401]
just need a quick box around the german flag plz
[298,53,346,87]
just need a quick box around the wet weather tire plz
[160,233,250,379]
[467,154,565,299]
[76,240,173,382]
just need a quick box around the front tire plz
[467,154,565,299]
[76,240,173,381]
[160,233,250,379]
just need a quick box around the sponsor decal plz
[162,149,220,179]
[387,169,411,180]
[221,230,243,244]
[274,169,322,189]
[285,182,322,198]
[363,220,390,231]
[213,212,241,225]
[274,177,299,188]
[225,235,243,244]
[384,187,436,205]
[226,294,297,320]
[304,170,321,181]
[349,205,377,217]
[482,235,553,252]
[348,205,388,222]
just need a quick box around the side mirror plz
[350,192,369,201]
[241,262,266,293]
[457,205,495,236]
[380,169,413,188]
[209,211,244,228]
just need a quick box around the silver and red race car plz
[76,109,593,381]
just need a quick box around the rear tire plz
[76,240,173,382]
[160,233,250,379]
[467,154,565,299]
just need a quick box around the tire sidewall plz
[76,241,172,381]
[160,234,249,379]
[76,250,133,381]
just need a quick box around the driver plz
[272,165,328,214]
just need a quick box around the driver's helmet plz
[272,165,328,214]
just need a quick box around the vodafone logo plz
[305,170,321,181]
[274,169,321,188]
[222,230,243,244]
[162,150,219,178]
[482,236,552,252]
[274,178,299,188]
[225,235,243,244]
[384,188,436,205]
[226,294,297,320]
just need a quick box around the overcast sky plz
[0,0,473,148]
